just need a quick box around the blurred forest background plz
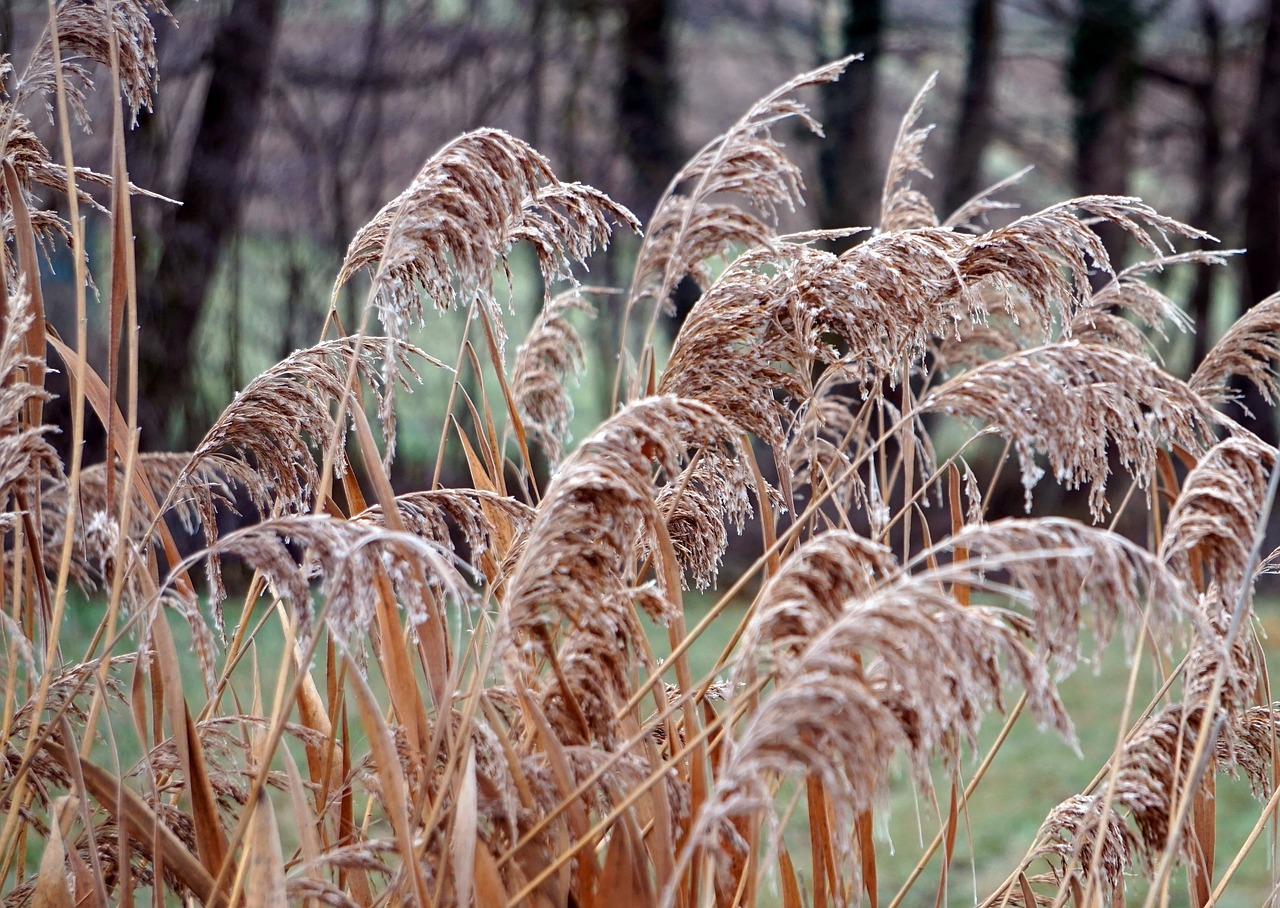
[8,0,1280,486]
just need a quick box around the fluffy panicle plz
[663,197,1204,458]
[878,73,939,233]
[1001,706,1218,905]
[1221,704,1280,797]
[924,342,1216,519]
[510,183,637,287]
[630,57,853,311]
[1027,794,1138,903]
[659,246,809,445]
[41,452,262,596]
[1162,434,1275,598]
[957,197,1206,339]
[827,229,971,376]
[932,243,1209,375]
[656,450,756,590]
[1038,704,1214,892]
[700,514,1183,879]
[178,337,434,517]
[1025,691,1280,908]
[189,514,473,651]
[353,488,534,585]
[1192,291,1280,407]
[735,530,898,668]
[19,0,169,125]
[534,583,656,747]
[702,583,1069,885]
[511,289,598,464]
[1073,252,1223,351]
[0,111,83,245]
[335,128,636,346]
[633,200,773,312]
[660,232,968,439]
[937,518,1192,675]
[1162,437,1275,713]
[0,289,58,499]
[498,396,735,741]
[1181,589,1260,734]
[500,397,736,627]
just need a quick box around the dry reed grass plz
[3,6,1280,907]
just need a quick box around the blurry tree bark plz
[1141,1,1224,363]
[1067,0,1147,262]
[136,0,284,447]
[615,0,698,328]
[1187,0,1223,364]
[557,2,602,178]
[1245,0,1280,305]
[1182,3,1223,363]
[616,0,682,221]
[1232,0,1280,446]
[323,0,387,333]
[818,0,884,242]
[526,0,550,148]
[0,2,14,62]
[943,0,1001,217]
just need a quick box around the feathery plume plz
[498,396,735,741]
[1163,436,1276,714]
[924,341,1216,518]
[0,288,57,499]
[353,488,534,585]
[630,57,854,312]
[335,129,636,348]
[175,337,435,519]
[1192,292,1280,407]
[736,529,897,667]
[939,518,1192,674]
[1073,252,1226,350]
[1028,794,1137,902]
[18,0,169,125]
[879,73,939,233]
[656,449,756,591]
[702,583,1069,889]
[511,289,598,464]
[41,452,262,594]
[1162,434,1275,598]
[187,514,474,652]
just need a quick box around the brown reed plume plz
[924,342,1216,518]
[334,128,637,346]
[498,395,736,743]
[511,289,600,465]
[1193,291,1280,407]
[628,57,855,317]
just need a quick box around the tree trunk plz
[1188,0,1223,366]
[1245,0,1280,305]
[818,0,884,242]
[943,0,1000,218]
[616,0,681,222]
[136,0,284,447]
[1067,0,1144,264]
[1233,0,1280,445]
